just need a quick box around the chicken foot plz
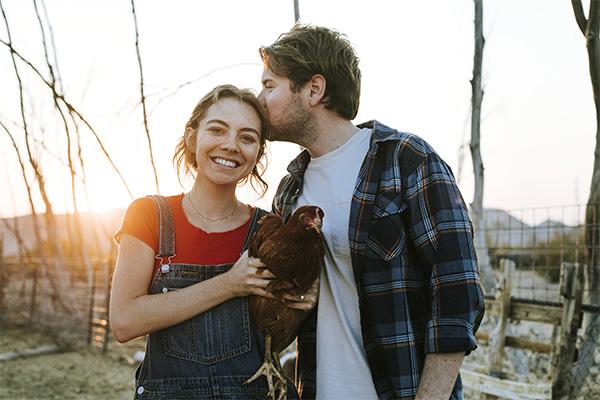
[245,334,287,400]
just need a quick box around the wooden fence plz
[0,257,113,350]
[461,260,600,399]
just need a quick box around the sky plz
[0,0,595,225]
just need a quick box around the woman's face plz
[187,98,262,189]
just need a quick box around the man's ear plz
[307,74,326,107]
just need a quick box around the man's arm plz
[415,352,465,400]
[403,151,485,396]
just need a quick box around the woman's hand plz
[281,276,320,311]
[221,250,276,298]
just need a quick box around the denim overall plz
[133,195,298,399]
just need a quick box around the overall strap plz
[148,195,175,264]
[240,208,270,255]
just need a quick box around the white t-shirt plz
[294,127,378,400]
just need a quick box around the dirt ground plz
[0,326,139,400]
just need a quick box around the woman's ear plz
[307,74,326,107]
[185,127,196,150]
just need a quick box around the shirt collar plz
[283,120,399,175]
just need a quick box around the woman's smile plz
[211,157,240,169]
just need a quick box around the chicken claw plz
[244,349,287,400]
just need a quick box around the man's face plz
[258,67,315,146]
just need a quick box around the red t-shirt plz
[115,194,252,269]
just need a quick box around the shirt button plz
[160,264,170,273]
[137,386,144,395]
[161,287,168,294]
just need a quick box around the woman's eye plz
[208,127,224,135]
[240,135,257,144]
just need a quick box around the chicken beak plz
[314,213,322,229]
[308,212,322,233]
[307,222,321,234]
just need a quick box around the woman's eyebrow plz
[240,126,260,135]
[206,118,259,136]
[205,119,229,127]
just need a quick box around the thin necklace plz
[186,193,238,223]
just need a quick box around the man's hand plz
[280,276,320,311]
[415,352,464,400]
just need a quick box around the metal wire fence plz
[464,204,600,399]
[483,204,597,302]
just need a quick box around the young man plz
[258,25,485,400]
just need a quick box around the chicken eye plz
[317,208,324,219]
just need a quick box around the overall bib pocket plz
[152,273,251,364]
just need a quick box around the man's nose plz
[257,90,266,106]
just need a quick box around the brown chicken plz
[244,205,325,400]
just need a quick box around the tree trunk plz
[572,0,600,302]
[294,0,300,23]
[568,2,600,398]
[470,0,495,292]
[584,2,600,305]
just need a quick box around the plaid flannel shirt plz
[272,121,485,400]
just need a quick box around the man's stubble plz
[267,92,318,149]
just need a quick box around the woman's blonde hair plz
[173,84,269,195]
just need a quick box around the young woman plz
[110,85,307,399]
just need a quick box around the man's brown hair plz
[260,24,361,120]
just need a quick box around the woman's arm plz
[109,234,274,343]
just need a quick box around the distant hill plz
[0,209,125,257]
[483,208,579,248]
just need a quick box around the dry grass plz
[0,326,138,400]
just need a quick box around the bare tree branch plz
[0,37,134,199]
[572,0,587,36]
[131,0,160,193]
[32,0,95,289]
[32,0,57,89]
[0,119,73,313]
[146,62,258,115]
[39,0,62,92]
[1,1,55,227]
[1,117,92,179]
[1,0,82,314]
[1,120,34,210]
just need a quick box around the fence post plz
[551,262,583,399]
[102,258,112,351]
[87,263,96,345]
[581,263,592,336]
[0,238,4,328]
[29,264,38,325]
[488,258,514,379]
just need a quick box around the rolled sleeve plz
[405,154,485,354]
